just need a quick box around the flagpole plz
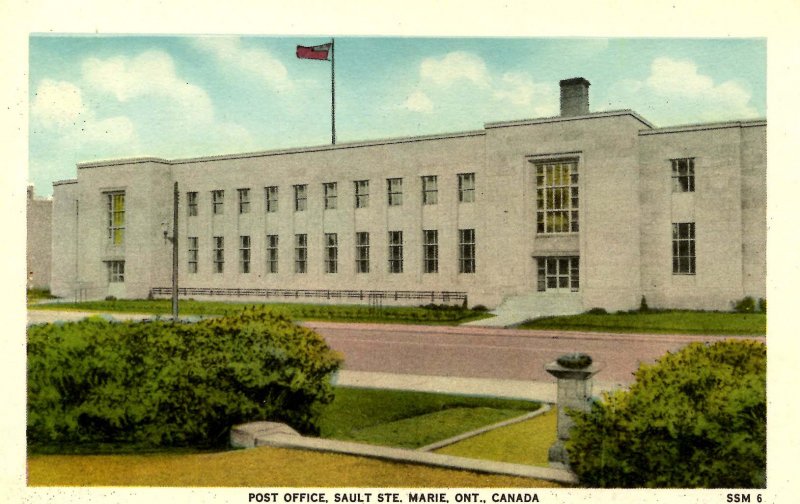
[331,38,336,145]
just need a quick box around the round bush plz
[566,339,766,488]
[27,307,342,450]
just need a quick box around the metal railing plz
[149,286,467,305]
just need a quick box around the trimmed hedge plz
[566,340,766,488]
[27,307,342,450]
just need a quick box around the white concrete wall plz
[27,191,52,290]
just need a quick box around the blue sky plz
[29,36,766,196]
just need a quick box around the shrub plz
[733,296,756,313]
[27,307,342,450]
[639,296,649,312]
[471,305,489,312]
[566,340,766,488]
[758,298,766,314]
[586,307,607,315]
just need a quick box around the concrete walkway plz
[335,369,623,403]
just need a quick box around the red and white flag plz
[296,43,332,61]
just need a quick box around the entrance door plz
[536,256,579,292]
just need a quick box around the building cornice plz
[52,179,78,186]
[639,119,767,136]
[485,110,655,130]
[76,130,487,169]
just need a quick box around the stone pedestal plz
[545,353,602,469]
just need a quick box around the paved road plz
[304,321,765,386]
[27,310,765,389]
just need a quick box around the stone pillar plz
[545,353,602,469]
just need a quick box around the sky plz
[28,36,766,197]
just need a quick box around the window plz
[265,186,278,213]
[294,234,307,273]
[239,235,251,273]
[325,233,338,273]
[106,192,125,245]
[356,232,370,273]
[672,222,696,275]
[423,230,438,274]
[536,257,579,292]
[266,235,279,273]
[459,229,476,273]
[387,178,403,206]
[672,158,695,192]
[238,188,251,214]
[106,260,125,283]
[213,236,224,273]
[535,160,579,233]
[388,231,403,273]
[187,192,198,216]
[323,182,338,210]
[355,180,370,208]
[212,190,224,215]
[458,173,475,203]
[188,237,198,273]
[294,185,307,212]
[422,175,438,205]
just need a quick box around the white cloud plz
[493,72,557,116]
[420,51,491,88]
[31,79,88,128]
[403,90,433,113]
[602,57,760,124]
[192,37,293,92]
[31,79,135,146]
[82,50,214,123]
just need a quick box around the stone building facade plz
[26,185,52,290]
[50,78,766,313]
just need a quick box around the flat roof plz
[639,119,766,136]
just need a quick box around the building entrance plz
[536,256,579,293]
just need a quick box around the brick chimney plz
[560,77,590,117]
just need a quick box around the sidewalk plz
[335,369,624,403]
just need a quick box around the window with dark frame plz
[265,186,278,212]
[388,231,403,273]
[672,222,696,275]
[535,161,578,234]
[387,178,403,206]
[423,229,438,274]
[355,232,370,273]
[266,234,279,273]
[323,182,338,210]
[213,236,224,273]
[325,233,338,273]
[458,228,476,273]
[422,175,438,205]
[212,190,224,215]
[239,235,251,273]
[536,256,579,292]
[458,173,475,203]
[106,260,125,282]
[187,192,198,216]
[106,192,125,245]
[294,234,307,273]
[671,158,695,193]
[294,184,307,212]
[238,188,251,214]
[355,180,370,208]
[188,236,198,273]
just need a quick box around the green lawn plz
[518,310,766,335]
[27,446,562,487]
[29,298,491,325]
[435,408,557,466]
[320,387,541,448]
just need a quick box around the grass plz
[320,387,541,448]
[435,408,557,466]
[28,298,492,325]
[518,310,766,335]
[26,288,56,302]
[27,446,563,487]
